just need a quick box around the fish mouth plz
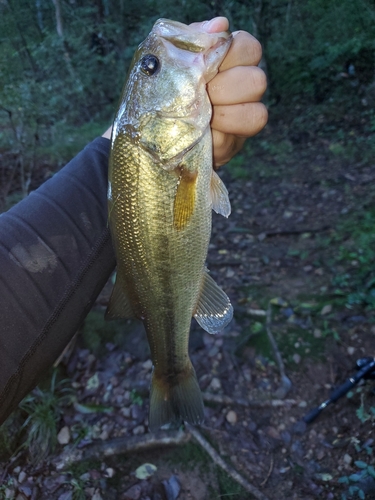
[153,18,232,83]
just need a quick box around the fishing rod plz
[303,356,375,424]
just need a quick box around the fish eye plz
[140,54,160,76]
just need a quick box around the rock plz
[18,484,33,497]
[105,468,115,478]
[18,471,27,484]
[57,426,71,445]
[132,425,145,435]
[313,329,322,338]
[291,421,306,435]
[226,410,237,425]
[162,475,181,500]
[226,268,235,278]
[120,407,131,418]
[343,453,352,465]
[266,426,280,439]
[123,484,141,500]
[209,377,221,391]
[142,359,153,370]
[5,489,15,499]
[258,232,266,242]
[91,490,103,500]
[58,492,73,500]
[208,346,219,357]
[292,353,301,364]
[281,431,292,444]
[347,346,355,355]
[99,429,109,440]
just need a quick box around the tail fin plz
[149,364,204,432]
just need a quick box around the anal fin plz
[105,278,135,320]
[194,270,233,334]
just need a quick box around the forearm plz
[0,137,115,425]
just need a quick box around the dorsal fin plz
[194,270,233,333]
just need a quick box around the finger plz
[212,131,246,168]
[189,17,229,33]
[208,66,267,105]
[219,31,262,71]
[212,102,268,137]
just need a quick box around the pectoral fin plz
[210,170,231,217]
[194,270,233,334]
[173,167,198,230]
[105,279,135,320]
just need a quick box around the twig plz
[187,424,270,500]
[266,302,292,399]
[225,226,331,237]
[54,430,190,470]
[259,225,331,238]
[247,308,266,317]
[260,455,274,487]
[207,260,242,267]
[202,392,297,408]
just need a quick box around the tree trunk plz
[51,0,64,37]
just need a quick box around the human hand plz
[192,17,268,167]
[103,17,268,167]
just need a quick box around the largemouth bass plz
[107,19,233,431]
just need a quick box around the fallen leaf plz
[135,463,157,480]
[321,304,332,315]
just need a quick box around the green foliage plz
[331,209,375,309]
[19,370,73,464]
[130,389,143,406]
[0,479,15,499]
[1,0,374,205]
[265,0,375,102]
[339,459,375,499]
[68,478,86,500]
[356,393,375,424]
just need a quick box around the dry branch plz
[260,455,274,487]
[54,430,190,470]
[187,425,270,500]
[266,302,292,398]
[202,392,297,408]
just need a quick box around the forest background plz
[1,0,374,206]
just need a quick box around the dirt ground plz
[1,116,375,500]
